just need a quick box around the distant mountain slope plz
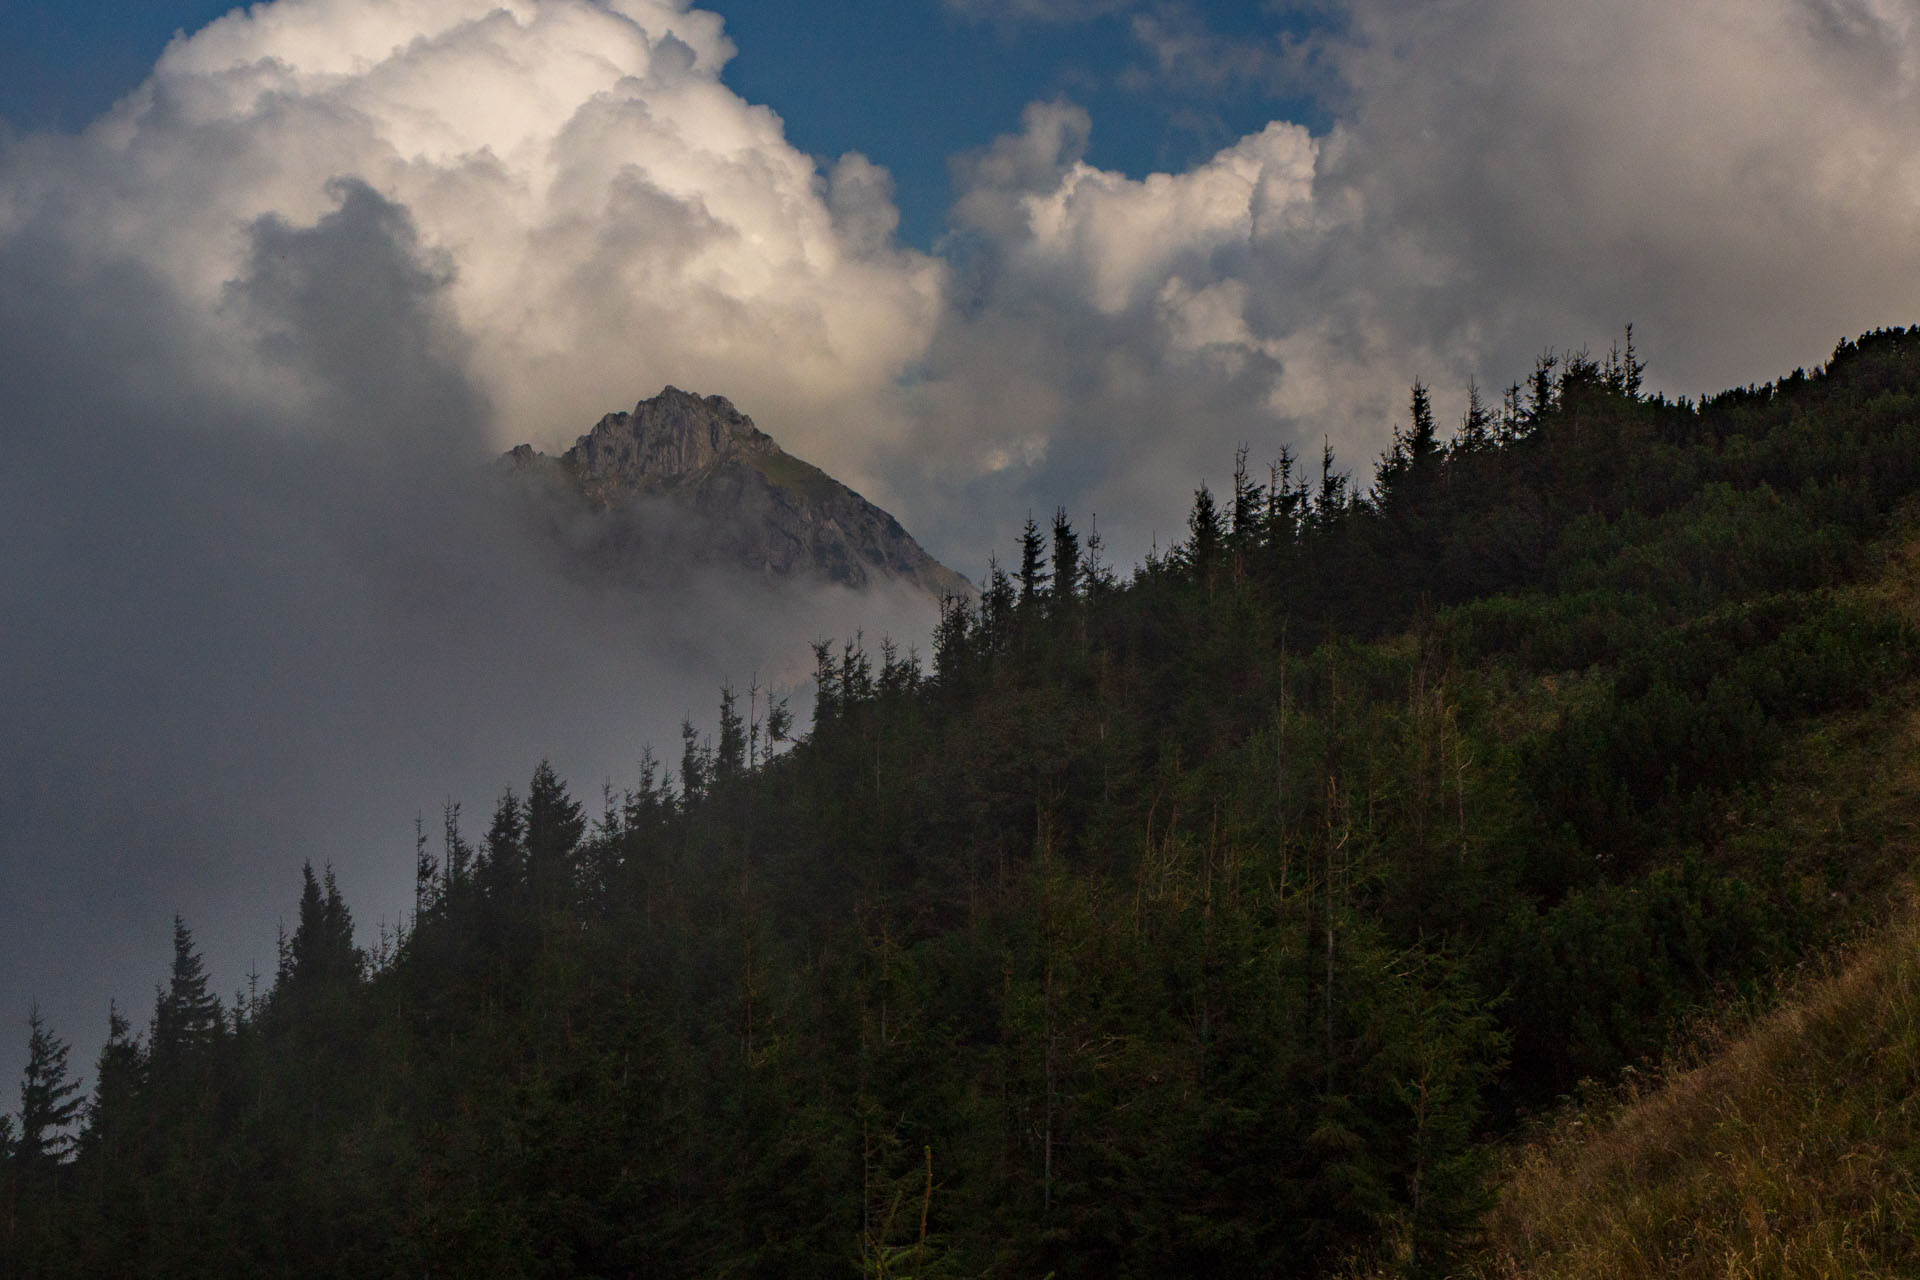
[503,387,972,600]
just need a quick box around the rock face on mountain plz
[504,387,972,600]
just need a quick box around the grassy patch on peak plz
[743,445,847,506]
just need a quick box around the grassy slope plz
[1472,901,1920,1279]
[1467,523,1920,1279]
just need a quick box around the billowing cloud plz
[891,101,1327,555]
[1323,0,1920,394]
[9,0,943,475]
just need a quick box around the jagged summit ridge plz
[567,387,775,493]
[505,387,972,600]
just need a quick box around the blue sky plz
[1,0,1329,249]
[719,0,1330,247]
[1,0,236,127]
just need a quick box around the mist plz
[0,177,934,1069]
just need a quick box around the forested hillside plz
[8,329,1920,1277]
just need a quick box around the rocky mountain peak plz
[504,387,973,602]
[563,387,776,500]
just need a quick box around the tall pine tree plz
[1183,481,1224,585]
[477,788,527,904]
[281,861,360,999]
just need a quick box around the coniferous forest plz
[10,329,1920,1276]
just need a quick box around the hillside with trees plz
[8,328,1920,1276]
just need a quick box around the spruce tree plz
[16,1003,82,1169]
[810,640,842,730]
[980,556,1016,652]
[1228,443,1265,560]
[526,759,586,912]
[1526,350,1559,427]
[1455,378,1493,453]
[151,916,222,1064]
[1314,439,1350,531]
[1375,380,1441,512]
[1050,508,1081,608]
[1498,382,1524,444]
[715,685,747,786]
[933,592,975,687]
[413,814,441,922]
[441,800,473,906]
[625,745,670,830]
[1265,448,1307,551]
[283,862,361,997]
[321,867,356,974]
[747,676,764,770]
[679,720,710,810]
[1557,347,1605,404]
[876,637,919,699]
[765,693,793,748]
[80,1002,142,1163]
[1408,378,1439,462]
[1017,514,1050,606]
[477,789,527,904]
[839,637,874,705]
[1602,323,1646,399]
[1080,515,1115,600]
[1184,482,1224,584]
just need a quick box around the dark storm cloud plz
[233,179,484,450]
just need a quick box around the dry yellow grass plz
[1469,898,1920,1279]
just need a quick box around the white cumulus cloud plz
[8,0,942,474]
